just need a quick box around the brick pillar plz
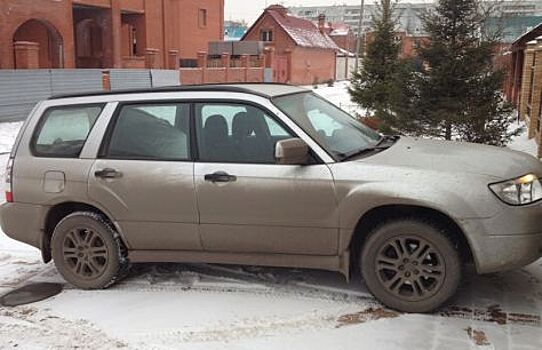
[145,48,160,69]
[14,41,40,69]
[241,54,249,82]
[222,52,231,82]
[519,41,537,121]
[529,41,542,139]
[197,51,207,83]
[168,50,179,70]
[102,70,111,91]
[111,0,123,68]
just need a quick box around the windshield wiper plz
[339,135,400,162]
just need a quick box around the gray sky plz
[225,0,373,25]
[225,0,432,25]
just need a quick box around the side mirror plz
[275,138,309,165]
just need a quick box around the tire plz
[360,219,461,313]
[51,211,129,289]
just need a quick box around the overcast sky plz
[225,1,368,24]
[224,0,433,25]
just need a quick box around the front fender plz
[329,163,503,252]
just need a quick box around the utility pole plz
[354,0,365,72]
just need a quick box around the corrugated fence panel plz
[50,69,104,95]
[109,69,152,90]
[0,70,52,122]
[151,70,180,87]
[264,68,274,83]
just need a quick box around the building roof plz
[50,83,310,100]
[511,21,542,47]
[245,5,339,50]
[327,23,351,37]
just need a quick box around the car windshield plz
[273,92,382,160]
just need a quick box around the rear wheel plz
[360,219,461,313]
[51,212,129,289]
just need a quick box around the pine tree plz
[413,0,520,145]
[349,0,402,130]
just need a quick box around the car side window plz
[105,103,190,161]
[195,103,293,163]
[32,104,104,158]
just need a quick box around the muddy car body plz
[2,84,542,312]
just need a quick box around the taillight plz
[5,158,13,203]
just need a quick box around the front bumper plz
[0,202,44,249]
[462,201,542,273]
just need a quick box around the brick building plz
[319,19,357,54]
[505,24,542,159]
[0,0,224,70]
[364,30,430,59]
[242,5,338,85]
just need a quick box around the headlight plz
[489,174,542,206]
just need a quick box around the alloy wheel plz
[375,235,445,301]
[62,227,108,279]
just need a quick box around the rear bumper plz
[462,202,542,273]
[0,202,44,250]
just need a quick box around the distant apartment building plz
[0,0,224,70]
[290,1,542,42]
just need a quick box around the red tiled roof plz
[265,8,339,50]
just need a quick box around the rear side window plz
[32,105,104,158]
[105,103,190,161]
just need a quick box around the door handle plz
[204,171,237,183]
[95,168,123,179]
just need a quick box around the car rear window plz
[105,103,190,161]
[32,104,104,158]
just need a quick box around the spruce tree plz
[413,0,520,145]
[349,0,402,131]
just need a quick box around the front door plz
[194,102,338,255]
[88,103,201,251]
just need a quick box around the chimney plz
[318,14,326,34]
[267,4,288,17]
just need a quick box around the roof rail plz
[49,82,295,100]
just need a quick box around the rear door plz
[88,102,201,251]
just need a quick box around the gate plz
[273,55,289,83]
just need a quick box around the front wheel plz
[361,219,461,313]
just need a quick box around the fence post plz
[222,52,231,82]
[102,70,111,91]
[145,48,160,69]
[197,51,208,84]
[241,54,249,82]
[168,49,179,70]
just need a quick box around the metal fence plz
[0,69,181,122]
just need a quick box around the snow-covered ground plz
[0,87,541,349]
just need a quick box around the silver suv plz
[2,84,542,312]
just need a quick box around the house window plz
[199,9,207,28]
[260,30,273,42]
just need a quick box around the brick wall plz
[0,0,75,69]
[0,0,224,70]
[179,52,269,85]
